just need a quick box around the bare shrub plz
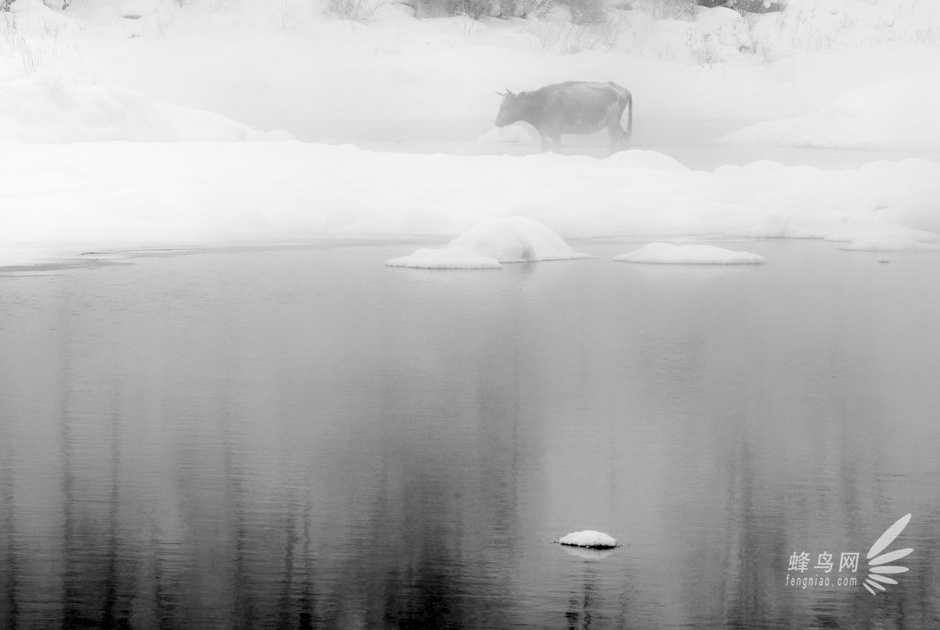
[568,9,631,49]
[529,0,607,25]
[415,0,492,18]
[532,8,631,51]
[326,0,380,23]
[457,0,493,19]
[729,0,785,14]
[649,0,696,20]
[530,0,554,19]
[497,0,516,18]
[567,0,607,25]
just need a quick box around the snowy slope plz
[0,73,292,142]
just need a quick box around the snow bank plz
[559,530,618,549]
[723,76,940,151]
[614,242,767,264]
[386,217,590,269]
[2,144,938,259]
[0,74,291,143]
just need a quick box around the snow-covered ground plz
[1,0,939,265]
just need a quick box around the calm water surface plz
[2,240,940,628]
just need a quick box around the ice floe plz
[614,242,767,264]
[386,217,590,269]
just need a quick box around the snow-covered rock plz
[386,217,590,269]
[477,124,538,144]
[559,530,618,549]
[614,242,767,264]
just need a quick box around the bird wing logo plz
[863,513,913,596]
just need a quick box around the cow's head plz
[495,90,520,127]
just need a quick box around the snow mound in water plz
[478,125,538,143]
[559,530,618,549]
[385,246,502,269]
[386,217,590,269]
[614,242,767,264]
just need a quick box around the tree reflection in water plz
[1,244,940,628]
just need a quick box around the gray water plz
[2,239,940,628]
[293,119,940,170]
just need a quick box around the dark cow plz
[495,81,633,150]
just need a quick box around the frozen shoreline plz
[2,142,937,266]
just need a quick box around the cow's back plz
[532,82,626,135]
[538,81,627,105]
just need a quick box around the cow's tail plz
[624,89,633,146]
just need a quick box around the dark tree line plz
[696,0,785,13]
[0,0,784,21]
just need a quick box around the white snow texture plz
[559,531,619,549]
